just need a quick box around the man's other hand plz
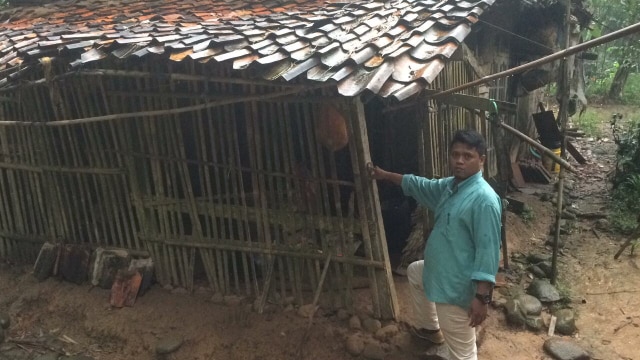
[468,298,488,327]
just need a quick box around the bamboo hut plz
[0,0,588,319]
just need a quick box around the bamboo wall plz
[0,60,398,319]
[0,56,498,319]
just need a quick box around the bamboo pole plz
[141,236,385,268]
[431,21,640,100]
[470,109,576,173]
[551,0,572,286]
[0,85,332,126]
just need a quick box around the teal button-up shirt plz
[401,171,502,309]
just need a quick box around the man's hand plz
[468,297,488,327]
[366,163,403,185]
[367,163,385,180]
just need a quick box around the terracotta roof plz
[0,0,495,100]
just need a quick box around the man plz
[368,129,501,360]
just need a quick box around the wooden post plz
[489,113,510,269]
[344,98,399,320]
[552,0,572,285]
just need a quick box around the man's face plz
[449,142,485,181]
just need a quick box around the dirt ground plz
[0,105,639,360]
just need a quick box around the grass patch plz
[573,109,604,138]
[520,205,535,224]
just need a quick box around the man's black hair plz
[450,129,487,156]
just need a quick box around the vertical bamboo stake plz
[280,96,298,300]
[345,98,399,320]
[552,0,572,285]
[228,93,254,296]
[489,112,510,270]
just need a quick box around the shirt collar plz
[449,171,483,193]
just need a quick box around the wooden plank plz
[511,161,526,188]
[566,141,587,164]
[423,90,518,114]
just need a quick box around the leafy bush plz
[585,62,617,98]
[610,116,640,233]
[620,73,640,106]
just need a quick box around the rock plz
[0,312,10,329]
[561,211,577,220]
[349,315,362,330]
[59,356,94,360]
[33,353,60,360]
[491,297,508,310]
[389,332,412,350]
[424,344,450,358]
[283,304,294,312]
[554,309,577,335]
[595,219,609,230]
[527,253,551,264]
[540,193,553,202]
[224,295,246,307]
[336,309,350,321]
[519,294,543,316]
[156,334,183,355]
[546,237,565,249]
[362,318,382,333]
[543,338,590,360]
[195,286,211,295]
[210,293,224,304]
[537,261,554,279]
[283,296,295,306]
[505,297,527,327]
[527,279,561,303]
[525,316,544,331]
[297,304,316,318]
[1,347,29,360]
[171,287,188,294]
[505,294,543,328]
[374,324,399,341]
[362,342,385,360]
[528,265,547,279]
[0,327,4,343]
[345,334,364,356]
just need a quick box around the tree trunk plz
[608,60,632,99]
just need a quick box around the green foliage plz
[620,73,640,105]
[609,115,640,234]
[584,0,640,99]
[520,205,535,224]
[585,61,617,98]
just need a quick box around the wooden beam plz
[425,90,518,114]
[383,91,517,114]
